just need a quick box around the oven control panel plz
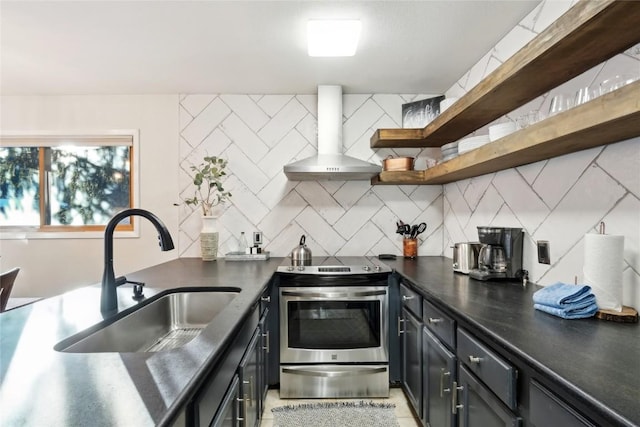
[276,264,391,275]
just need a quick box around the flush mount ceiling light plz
[307,19,362,57]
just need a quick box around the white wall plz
[442,0,640,309]
[0,95,180,297]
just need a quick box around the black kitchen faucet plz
[100,208,174,315]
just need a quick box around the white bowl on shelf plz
[458,135,490,154]
[489,122,517,141]
[441,141,459,151]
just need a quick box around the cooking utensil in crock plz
[290,235,312,266]
[411,222,427,238]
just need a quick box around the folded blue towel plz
[533,282,597,319]
[534,302,598,319]
[532,282,594,308]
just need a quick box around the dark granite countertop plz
[0,257,283,427]
[384,256,639,427]
[1,256,638,426]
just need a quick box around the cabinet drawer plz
[457,365,521,427]
[400,283,421,317]
[422,300,455,349]
[457,328,517,410]
[530,380,594,427]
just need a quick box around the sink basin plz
[56,289,240,353]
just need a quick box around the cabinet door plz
[422,327,456,427]
[401,307,422,417]
[258,308,270,416]
[530,380,594,427]
[456,365,520,427]
[239,330,261,427]
[211,375,240,427]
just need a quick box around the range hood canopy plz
[284,85,381,181]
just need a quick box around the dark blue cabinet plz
[456,365,521,427]
[211,375,240,427]
[422,326,456,427]
[401,306,422,418]
[239,330,260,427]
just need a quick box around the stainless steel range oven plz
[277,257,392,398]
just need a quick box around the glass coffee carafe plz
[478,244,507,272]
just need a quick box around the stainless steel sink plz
[56,289,240,353]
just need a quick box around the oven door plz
[280,286,388,364]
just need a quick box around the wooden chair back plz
[1,267,20,312]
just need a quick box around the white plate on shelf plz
[441,141,459,151]
[458,135,490,154]
[489,122,517,141]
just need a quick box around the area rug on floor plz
[272,401,399,427]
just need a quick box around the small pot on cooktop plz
[290,235,312,266]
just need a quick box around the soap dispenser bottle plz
[238,232,249,254]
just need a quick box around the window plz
[0,131,138,236]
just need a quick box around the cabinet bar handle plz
[402,295,414,301]
[469,355,482,364]
[243,379,253,407]
[428,317,443,324]
[452,382,464,414]
[440,369,451,398]
[262,331,270,353]
[398,317,405,336]
[261,296,271,303]
[236,397,244,422]
[250,375,254,407]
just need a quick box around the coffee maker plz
[469,226,524,281]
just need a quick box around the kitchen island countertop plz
[0,257,282,427]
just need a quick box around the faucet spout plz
[101,208,174,315]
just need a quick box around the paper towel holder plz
[591,221,639,323]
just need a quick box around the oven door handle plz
[281,290,387,298]
[282,367,387,378]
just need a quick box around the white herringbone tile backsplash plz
[443,0,640,309]
[178,93,444,260]
[178,0,639,310]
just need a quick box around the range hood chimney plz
[283,85,381,181]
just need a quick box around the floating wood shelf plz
[370,0,640,149]
[372,81,640,185]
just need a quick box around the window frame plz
[0,130,140,240]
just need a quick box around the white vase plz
[200,215,219,261]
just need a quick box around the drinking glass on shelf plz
[548,94,573,117]
[574,86,598,106]
[516,110,545,129]
[599,74,637,96]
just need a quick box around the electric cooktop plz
[276,256,392,275]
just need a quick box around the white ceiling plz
[0,1,540,95]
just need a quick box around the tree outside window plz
[0,134,134,231]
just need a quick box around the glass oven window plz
[287,300,381,349]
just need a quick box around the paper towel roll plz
[583,233,624,312]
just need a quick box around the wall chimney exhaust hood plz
[283,85,381,181]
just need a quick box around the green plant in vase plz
[184,156,232,260]
[184,156,232,217]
